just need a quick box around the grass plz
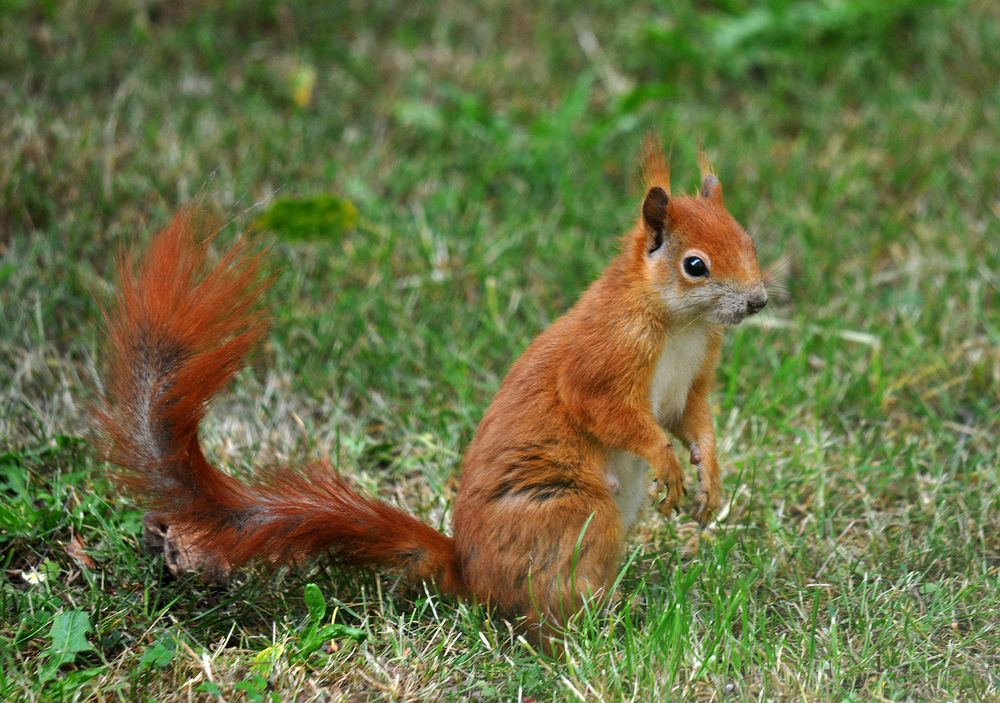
[1,0,997,700]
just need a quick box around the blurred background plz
[1,1,997,700]
[2,1,996,435]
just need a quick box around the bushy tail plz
[96,213,462,594]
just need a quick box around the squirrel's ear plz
[701,174,723,202]
[642,186,671,253]
[697,147,723,202]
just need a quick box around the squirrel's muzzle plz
[746,292,768,315]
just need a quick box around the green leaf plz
[138,636,176,670]
[303,582,326,626]
[250,642,285,676]
[0,461,28,492]
[295,622,365,661]
[315,622,365,641]
[234,675,269,703]
[196,681,223,697]
[253,195,358,241]
[45,611,94,664]
[291,583,365,662]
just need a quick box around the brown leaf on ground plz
[65,533,96,569]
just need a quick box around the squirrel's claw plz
[654,474,686,517]
[656,496,680,517]
[691,488,720,527]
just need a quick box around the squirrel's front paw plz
[654,465,686,517]
[691,486,721,526]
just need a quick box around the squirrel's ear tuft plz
[697,147,723,202]
[641,134,671,194]
[700,173,722,201]
[642,186,671,253]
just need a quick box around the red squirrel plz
[97,138,766,637]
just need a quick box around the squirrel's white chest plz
[649,325,709,424]
[605,325,709,531]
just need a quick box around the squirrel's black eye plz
[683,256,709,277]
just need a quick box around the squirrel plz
[96,137,767,640]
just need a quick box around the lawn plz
[1,1,997,701]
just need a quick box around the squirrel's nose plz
[746,293,768,314]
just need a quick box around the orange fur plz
[96,213,463,594]
[641,133,671,194]
[97,139,766,642]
